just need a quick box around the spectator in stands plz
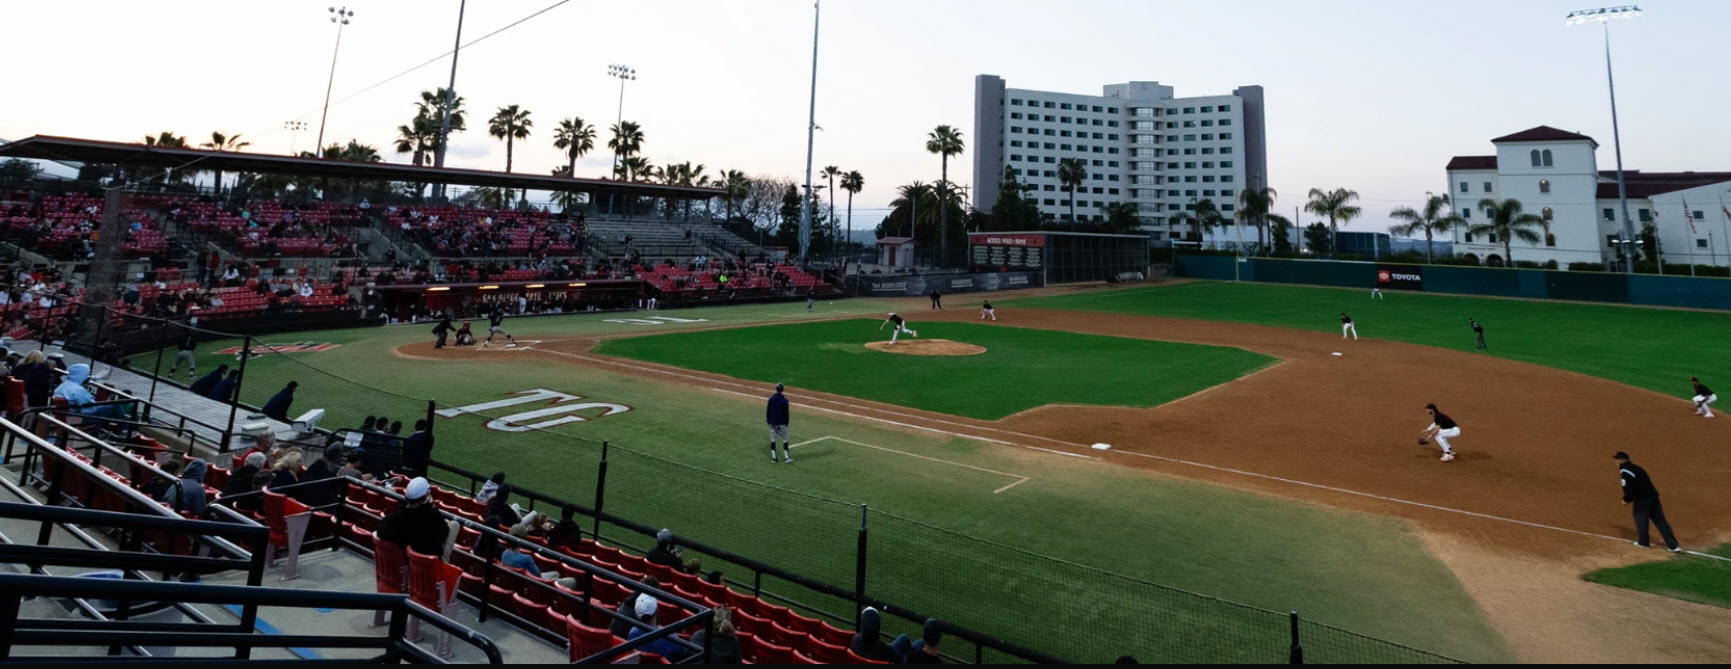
[501,524,553,578]
[163,457,209,517]
[233,470,273,515]
[904,619,945,664]
[337,449,372,481]
[190,364,228,396]
[379,477,449,556]
[295,448,341,508]
[485,485,522,526]
[270,447,303,489]
[626,596,691,662]
[477,471,505,504]
[206,369,240,403]
[360,416,377,432]
[140,460,180,500]
[261,381,297,422]
[225,452,267,499]
[546,507,584,549]
[54,363,134,422]
[647,529,687,572]
[386,420,403,435]
[688,606,741,664]
[851,607,910,663]
[401,419,433,476]
[611,575,662,638]
[14,350,53,408]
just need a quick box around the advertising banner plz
[1375,265,1424,290]
[858,271,1042,296]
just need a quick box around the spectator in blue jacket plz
[766,383,791,463]
[189,364,228,396]
[207,369,240,402]
[53,363,132,421]
[261,381,297,421]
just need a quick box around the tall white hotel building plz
[972,75,1268,244]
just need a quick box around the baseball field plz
[129,279,1731,663]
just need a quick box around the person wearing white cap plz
[378,477,448,556]
[626,594,691,661]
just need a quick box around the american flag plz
[1684,197,1697,234]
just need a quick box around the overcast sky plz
[3,0,1727,231]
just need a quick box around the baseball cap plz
[656,528,672,543]
[635,594,659,619]
[1612,451,1630,460]
[775,383,784,392]
[404,477,430,500]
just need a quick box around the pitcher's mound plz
[864,339,987,356]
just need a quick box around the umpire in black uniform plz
[1614,451,1681,552]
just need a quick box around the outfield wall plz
[855,270,1044,297]
[1175,255,1731,310]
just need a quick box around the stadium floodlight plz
[1567,5,1641,273]
[315,6,357,152]
[283,120,308,155]
[608,64,637,177]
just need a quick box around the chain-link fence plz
[93,305,1465,664]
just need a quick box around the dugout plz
[969,231,1148,284]
[373,278,642,321]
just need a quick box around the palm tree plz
[1056,158,1087,223]
[1470,198,1546,267]
[925,125,965,266]
[199,131,251,196]
[608,121,645,169]
[821,165,841,256]
[1190,198,1224,247]
[142,132,187,147]
[416,88,468,136]
[840,170,863,259]
[1304,188,1362,257]
[718,170,750,220]
[393,117,438,166]
[487,105,534,173]
[1387,193,1463,263]
[891,181,935,241]
[552,117,597,176]
[1235,186,1277,253]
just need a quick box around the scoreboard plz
[969,233,1044,271]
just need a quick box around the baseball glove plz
[1417,437,1430,445]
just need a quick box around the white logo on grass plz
[434,388,631,432]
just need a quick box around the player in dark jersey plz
[1690,377,1716,418]
[980,300,996,321]
[1340,313,1357,340]
[877,313,918,344]
[1419,403,1459,462]
[484,306,518,347]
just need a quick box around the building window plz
[1465,232,1473,242]
[1539,179,1550,193]
[1201,120,1214,127]
[1043,157,1055,164]
[1221,176,1234,183]
[1542,206,1553,221]
[1108,121,1119,128]
[1695,210,1706,220]
[1060,103,1072,110]
[1221,189,1234,199]
[1699,239,1710,249]
[1108,148,1119,154]
[1109,107,1119,114]
[1220,147,1232,154]
[1638,208,1650,222]
[1542,149,1553,167]
[1010,141,1022,147]
[1183,121,1197,128]
[1202,148,1215,155]
[1202,176,1216,183]
[1092,132,1103,139]
[1483,182,1492,192]
[1183,148,1196,155]
[1092,119,1103,126]
[1602,207,1615,221]
[1091,187,1103,194]
[1185,176,1197,183]
[1462,209,1471,219]
[1044,142,1055,149]
[1043,101,1055,108]
[1043,170,1055,177]
[1489,232,1499,243]
[1183,107,1196,114]
[1108,161,1119,167]
[1202,134,1214,140]
[1201,106,1214,112]
[1108,176,1120,183]
[1221,161,1234,168]
[1010,99,1023,106]
[1220,119,1232,126]
[1010,154,1022,161]
[1460,182,1469,193]
[1222,204,1235,212]
[1044,115,1055,122]
[1202,161,1215,168]
[1220,132,1233,140]
[1043,199,1055,205]
[1044,129,1055,136]
[1060,116,1071,123]
[1010,127,1021,134]
[1530,150,1542,167]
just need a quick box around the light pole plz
[798,0,821,263]
[1567,5,1641,274]
[608,64,636,177]
[283,121,307,155]
[433,0,466,202]
[315,6,355,153]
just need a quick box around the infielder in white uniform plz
[878,313,918,343]
[1340,313,1357,340]
[1419,403,1460,462]
[1690,376,1717,418]
[980,300,996,321]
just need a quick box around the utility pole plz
[798,0,821,262]
[433,0,466,202]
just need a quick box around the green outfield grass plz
[124,303,1507,662]
[1584,544,1731,610]
[592,319,1276,420]
[1008,281,1731,400]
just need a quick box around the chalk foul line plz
[792,436,1030,494]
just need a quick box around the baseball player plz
[930,290,942,310]
[767,383,792,463]
[1469,317,1486,350]
[1418,403,1459,462]
[1371,283,1384,300]
[483,306,518,347]
[167,327,197,380]
[878,313,918,344]
[980,300,996,321]
[1340,313,1357,340]
[1690,376,1717,418]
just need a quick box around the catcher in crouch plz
[1417,403,1460,462]
[878,312,919,344]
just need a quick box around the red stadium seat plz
[406,548,463,657]
[565,616,622,662]
[371,533,409,627]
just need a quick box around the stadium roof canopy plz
[0,135,723,201]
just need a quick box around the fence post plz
[592,441,609,542]
[148,334,165,404]
[424,399,437,439]
[225,335,251,452]
[853,504,868,628]
[1289,611,1303,664]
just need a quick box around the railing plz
[0,574,502,663]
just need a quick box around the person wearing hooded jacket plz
[161,458,209,517]
[851,607,911,663]
[189,364,229,396]
[54,363,132,421]
[261,381,297,422]
[477,472,506,504]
